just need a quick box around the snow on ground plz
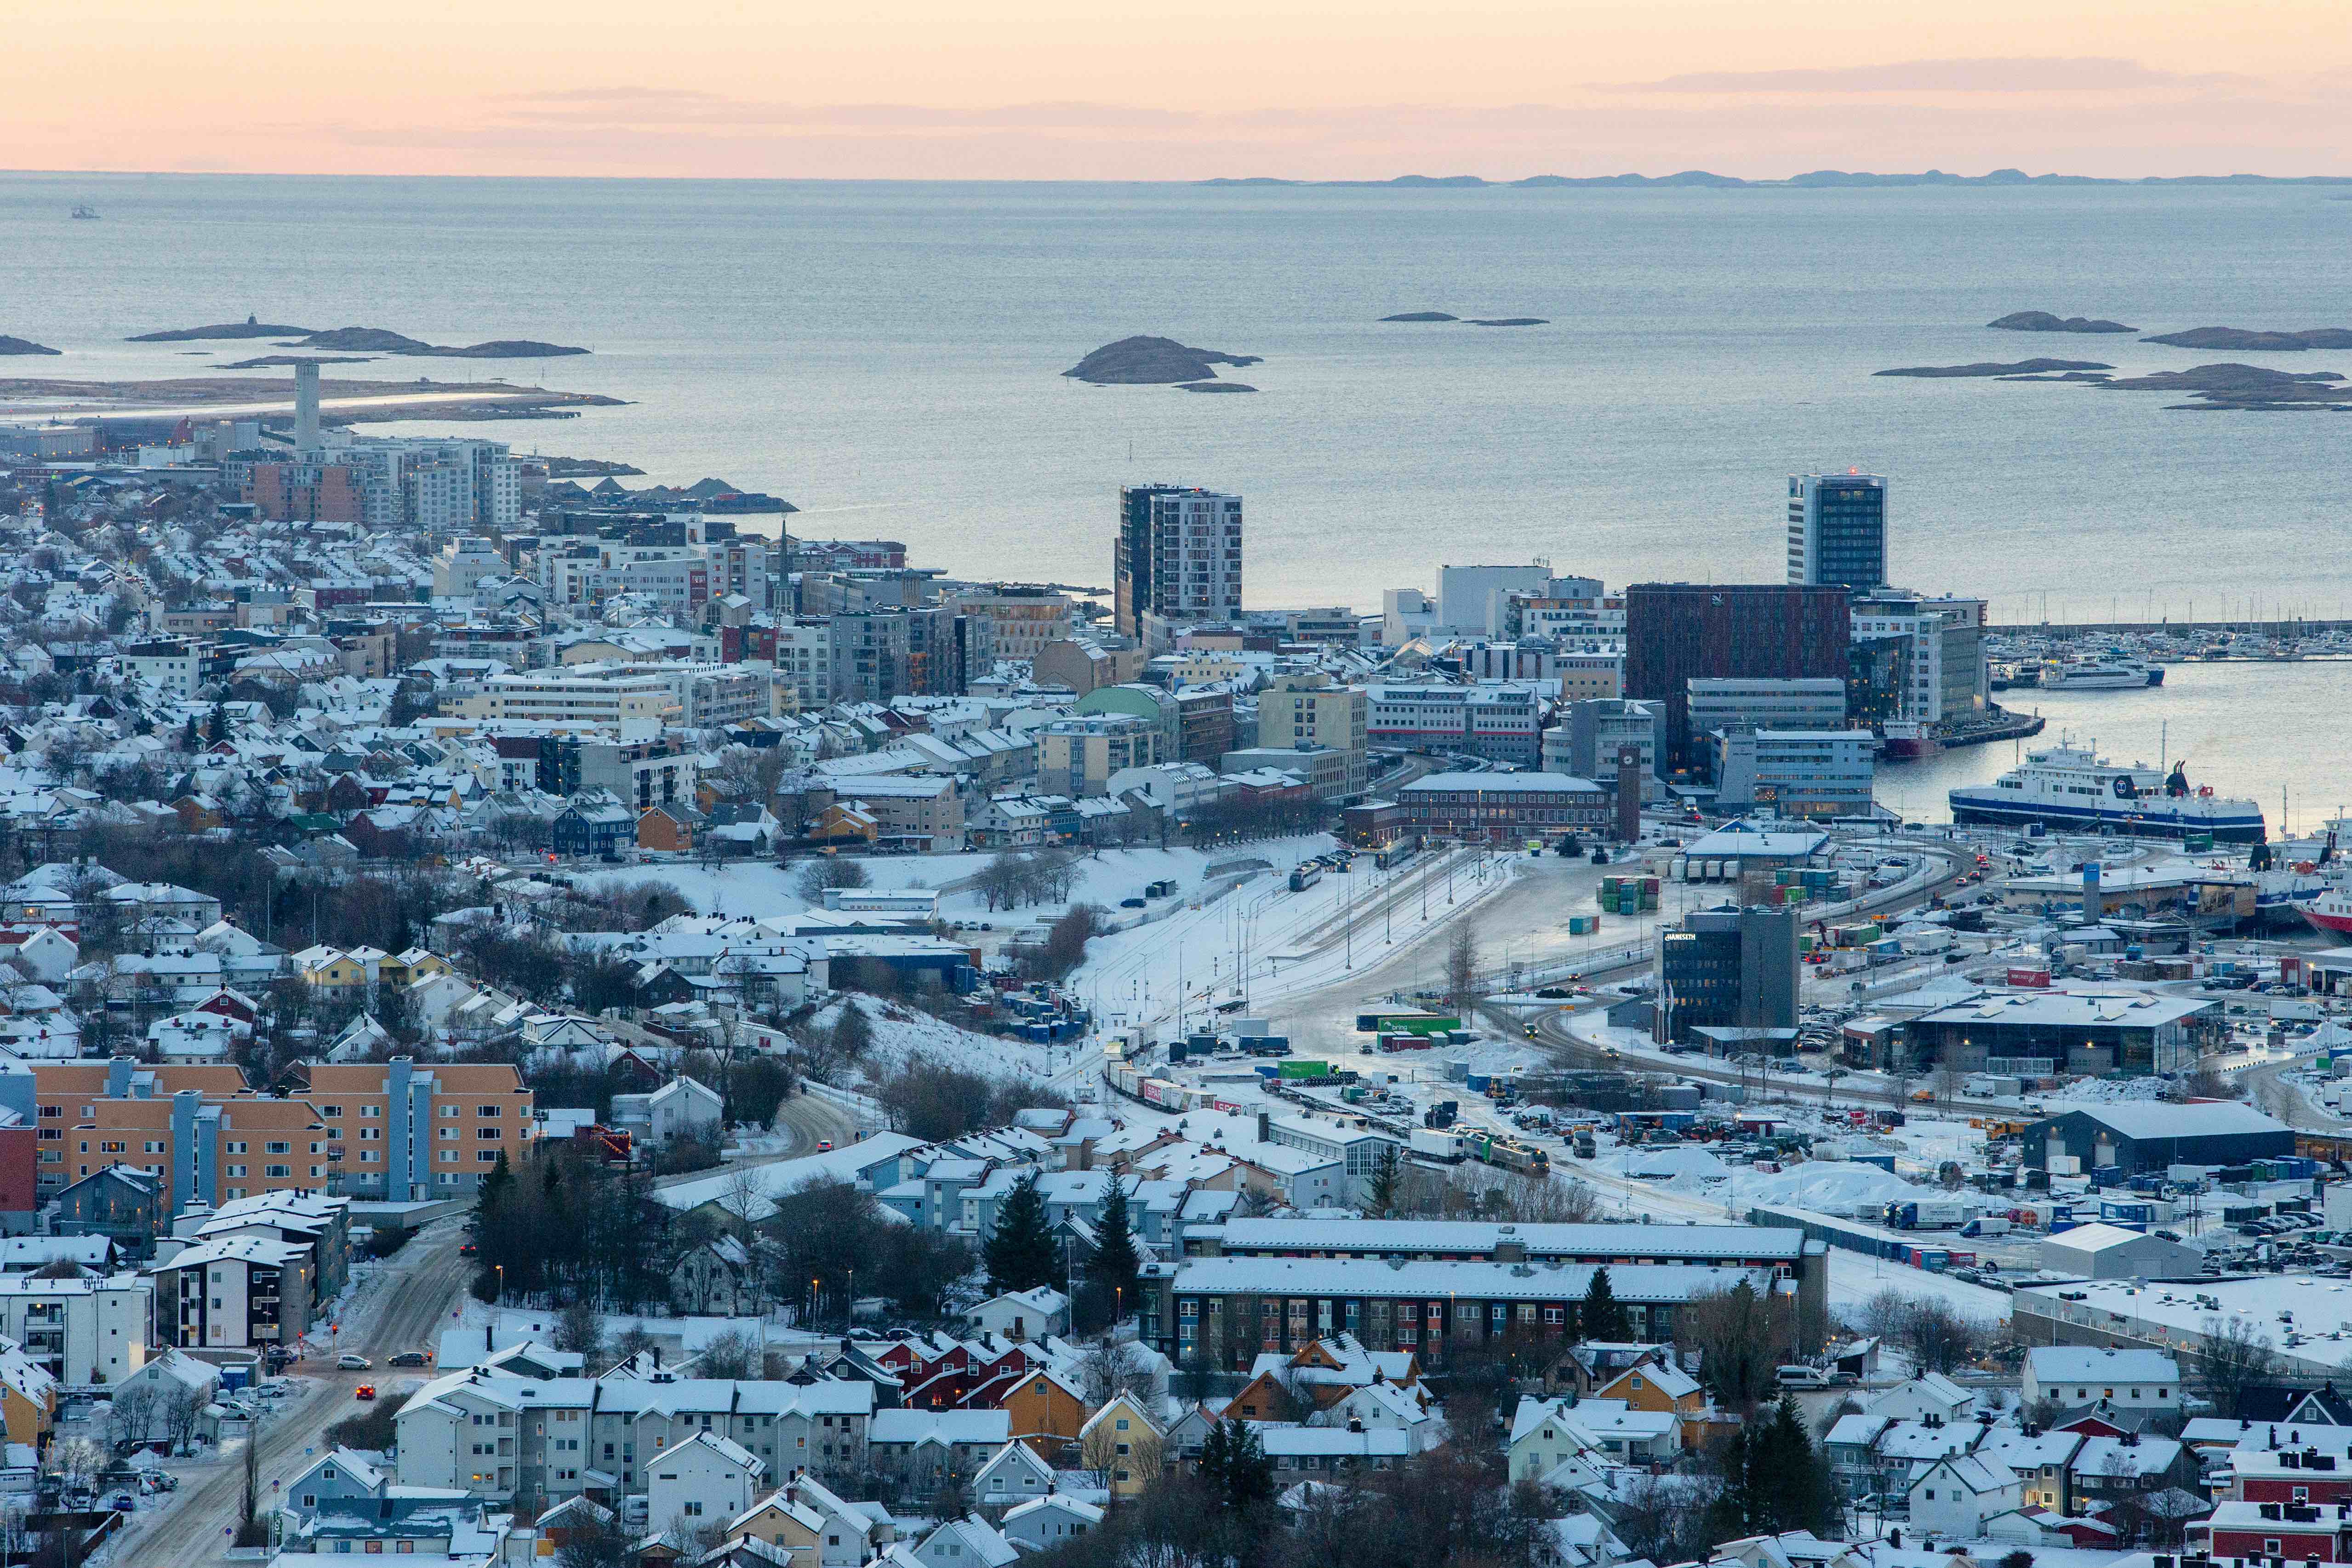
[590,839,1335,926]
[1826,1246,2010,1325]
[2044,1076,2169,1103]
[812,995,1068,1089]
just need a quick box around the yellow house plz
[377,947,450,988]
[1595,1358,1715,1448]
[0,1343,58,1450]
[1077,1392,1165,1498]
[291,946,366,991]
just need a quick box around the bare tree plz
[696,1328,763,1381]
[162,1384,209,1454]
[2197,1313,2281,1419]
[1446,920,1480,1016]
[106,1384,159,1450]
[1074,1337,1158,1408]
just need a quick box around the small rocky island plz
[1064,336,1262,387]
[1380,312,1548,326]
[129,317,312,341]
[0,336,61,357]
[1988,310,2137,334]
[2100,361,2352,409]
[1877,359,2114,377]
[290,328,590,358]
[222,354,373,369]
[2141,326,2352,351]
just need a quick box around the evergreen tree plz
[984,1172,1059,1294]
[181,714,198,751]
[1579,1266,1630,1341]
[1090,1177,1141,1315]
[1197,1417,1276,1511]
[1366,1142,1403,1217]
[206,702,228,746]
[1705,1395,1836,1539]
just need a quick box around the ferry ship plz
[1948,746,2264,841]
[2040,657,2163,690]
[2297,887,2352,940]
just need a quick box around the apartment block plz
[293,1060,534,1199]
[32,1061,251,1198]
[0,1275,150,1390]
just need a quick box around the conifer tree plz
[1579,1265,1630,1341]
[984,1171,1059,1294]
[1090,1177,1141,1314]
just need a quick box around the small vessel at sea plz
[1948,744,2263,841]
[70,205,98,220]
[2040,656,2162,690]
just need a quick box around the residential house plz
[965,1288,1068,1343]
[999,1493,1103,1554]
[971,1440,1057,1516]
[1075,1393,1163,1498]
[1908,1453,2023,1538]
[650,1430,768,1538]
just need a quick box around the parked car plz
[108,1493,135,1513]
[1775,1365,1830,1390]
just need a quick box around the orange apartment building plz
[32,1061,250,1198]
[67,1095,329,1211]
[290,1060,534,1200]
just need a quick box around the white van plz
[1775,1365,1830,1390]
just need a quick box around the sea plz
[4,171,2349,826]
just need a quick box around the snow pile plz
[2045,1076,2169,1104]
[1605,1146,1730,1183]
[1721,1160,1936,1215]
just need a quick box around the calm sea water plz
[4,172,2348,816]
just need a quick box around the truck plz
[1410,1127,1467,1162]
[1276,1060,1332,1080]
[1958,1216,2012,1238]
[1572,1129,1598,1159]
[1883,1198,1974,1231]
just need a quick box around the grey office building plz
[1656,906,1800,1048]
[1787,473,1889,592]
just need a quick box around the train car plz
[1289,865,1324,893]
[1374,833,1422,871]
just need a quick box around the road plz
[108,1220,473,1568]
[651,1089,861,1190]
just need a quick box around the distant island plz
[288,328,590,359]
[1877,359,2114,377]
[2101,362,2352,409]
[1200,169,2352,188]
[222,354,374,369]
[0,336,60,357]
[129,319,588,357]
[1380,312,1549,326]
[1064,336,1262,386]
[1178,382,1256,393]
[129,317,311,342]
[2141,326,2352,351]
[1989,311,2136,334]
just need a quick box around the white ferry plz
[2040,658,2162,690]
[1949,746,2264,841]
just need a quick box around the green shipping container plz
[1277,1060,1332,1079]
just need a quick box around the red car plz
[354,1385,377,1401]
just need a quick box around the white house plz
[965,1288,1069,1343]
[649,1076,725,1147]
[1864,1372,1975,1425]
[2023,1347,2181,1417]
[648,1429,768,1538]
[908,1516,1018,1568]
[999,1493,1103,1553]
[1509,1397,1582,1482]
[1908,1454,2021,1538]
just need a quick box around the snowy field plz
[811,995,1071,1089]
[1827,1247,2011,1325]
[592,839,1336,928]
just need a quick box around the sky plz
[8,0,2352,180]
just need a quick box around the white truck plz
[1410,1128,1467,1163]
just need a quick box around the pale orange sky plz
[9,0,2350,179]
